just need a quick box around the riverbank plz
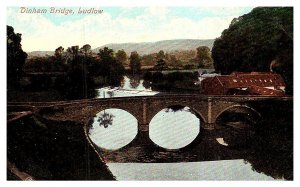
[7,114,115,180]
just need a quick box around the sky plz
[6,7,253,52]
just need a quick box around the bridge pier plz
[135,123,153,147]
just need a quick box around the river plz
[88,75,290,180]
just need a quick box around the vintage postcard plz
[6,3,294,181]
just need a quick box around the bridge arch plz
[148,104,203,150]
[215,104,262,123]
[147,103,206,125]
[214,104,262,148]
[87,108,139,151]
[91,106,141,124]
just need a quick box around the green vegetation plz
[7,25,126,101]
[143,71,199,92]
[7,25,28,89]
[212,7,293,94]
[129,51,142,75]
[115,49,128,65]
[195,46,214,68]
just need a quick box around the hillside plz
[27,51,54,58]
[93,39,214,55]
[27,39,215,58]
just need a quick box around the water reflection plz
[97,112,115,128]
[149,106,200,149]
[89,109,138,150]
[128,75,141,89]
[215,107,259,148]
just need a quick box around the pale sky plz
[7,7,253,52]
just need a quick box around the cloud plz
[199,7,252,17]
[144,7,169,19]
[7,7,243,52]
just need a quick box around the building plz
[200,72,286,96]
[194,68,219,85]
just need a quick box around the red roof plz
[208,72,286,88]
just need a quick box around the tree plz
[97,47,125,86]
[80,44,92,56]
[56,62,96,100]
[54,46,64,59]
[154,59,168,71]
[196,46,213,68]
[66,45,79,63]
[54,46,67,66]
[115,49,128,65]
[141,54,155,66]
[56,44,95,99]
[157,50,165,60]
[7,25,28,89]
[129,51,141,75]
[98,47,114,63]
[212,7,293,94]
[97,112,115,128]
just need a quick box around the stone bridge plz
[8,94,293,150]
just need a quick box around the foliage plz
[129,51,141,74]
[7,25,28,88]
[143,71,199,92]
[96,47,125,86]
[54,46,64,59]
[115,49,128,65]
[80,44,92,55]
[195,46,213,68]
[97,112,115,128]
[24,56,68,72]
[55,55,96,100]
[212,7,293,94]
[157,50,165,60]
[154,59,168,70]
[141,54,156,66]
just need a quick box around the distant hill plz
[27,39,215,57]
[27,51,54,58]
[93,39,215,55]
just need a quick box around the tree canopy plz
[195,46,213,68]
[212,7,293,94]
[115,49,128,65]
[129,51,141,74]
[7,25,28,88]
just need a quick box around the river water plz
[88,75,287,180]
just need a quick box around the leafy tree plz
[129,51,141,75]
[55,46,64,59]
[212,7,293,94]
[97,112,115,128]
[157,50,165,60]
[115,49,128,65]
[141,54,156,66]
[98,47,114,63]
[97,47,125,86]
[80,44,92,56]
[54,46,67,65]
[55,54,96,100]
[66,45,79,62]
[196,46,213,68]
[7,25,28,88]
[154,59,168,71]
[56,44,95,99]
